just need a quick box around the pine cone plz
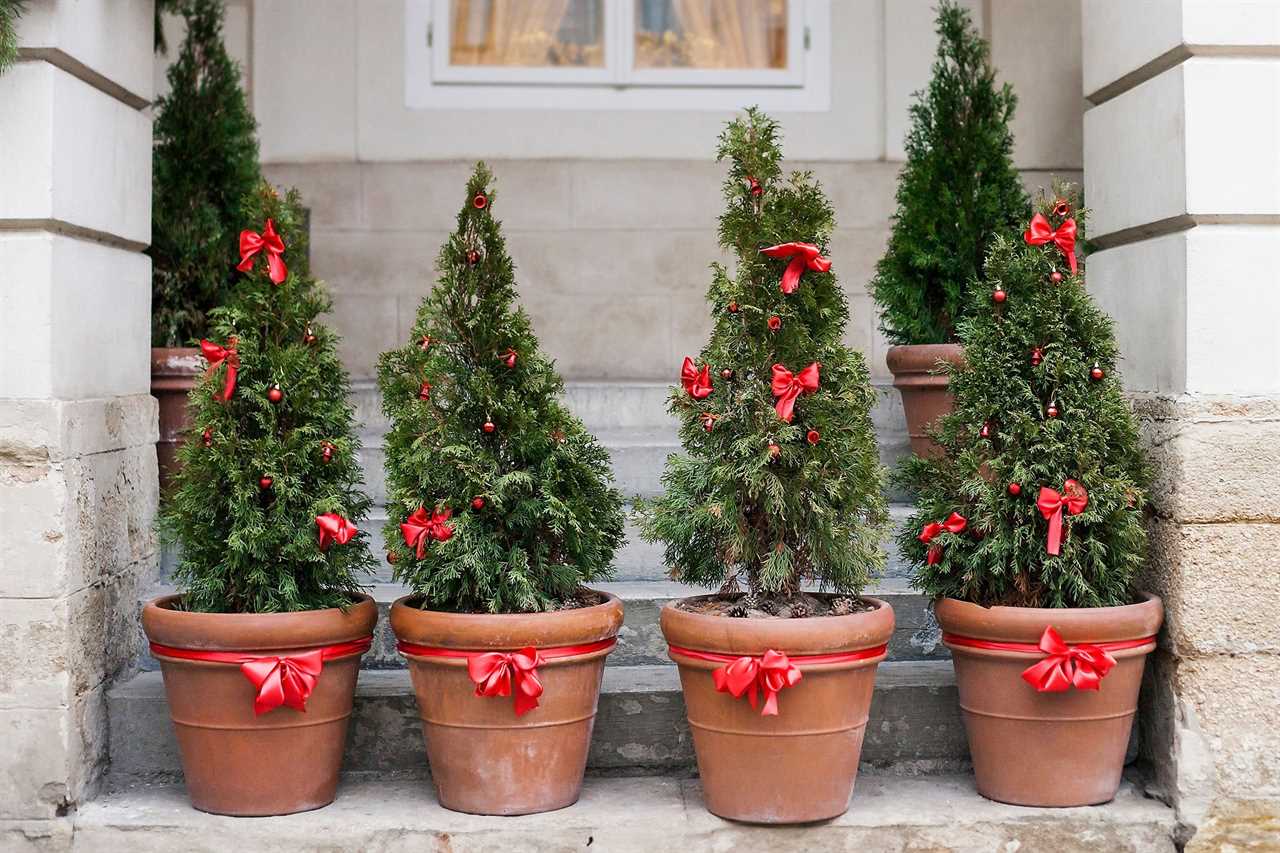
[831,596,856,616]
[726,601,749,618]
[740,592,760,612]
[757,596,780,615]
[789,599,811,619]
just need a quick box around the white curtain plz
[454,0,572,66]
[671,0,780,69]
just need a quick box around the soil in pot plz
[885,343,965,458]
[151,347,203,490]
[662,594,895,823]
[936,594,1163,807]
[391,590,624,816]
[142,593,377,816]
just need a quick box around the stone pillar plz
[0,0,157,820]
[1081,1,1280,848]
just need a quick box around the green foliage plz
[162,185,374,613]
[378,163,625,614]
[898,184,1149,608]
[871,1,1030,345]
[636,109,888,599]
[0,1,26,76]
[151,0,260,347]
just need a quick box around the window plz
[405,0,831,110]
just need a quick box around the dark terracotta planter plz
[936,594,1163,807]
[662,597,894,823]
[391,592,623,815]
[142,594,377,816]
[151,347,203,490]
[885,343,965,458]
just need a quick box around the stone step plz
[74,775,1175,852]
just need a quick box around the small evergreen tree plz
[163,184,374,613]
[899,185,1149,608]
[379,163,625,614]
[871,1,1029,346]
[0,1,25,76]
[636,109,887,610]
[151,0,260,347]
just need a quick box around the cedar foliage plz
[871,1,1029,345]
[379,163,625,614]
[151,0,260,347]
[899,185,1149,608]
[636,109,887,602]
[0,1,24,75]
[163,184,374,613]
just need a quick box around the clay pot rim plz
[150,345,205,377]
[885,343,966,376]
[660,595,895,658]
[390,590,623,650]
[142,593,377,653]
[935,592,1163,646]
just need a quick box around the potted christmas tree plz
[873,1,1029,457]
[637,109,893,824]
[380,164,626,816]
[899,185,1163,807]
[144,184,376,816]
[151,0,261,486]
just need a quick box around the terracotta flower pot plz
[936,594,1163,807]
[885,343,965,458]
[661,596,895,823]
[142,594,377,816]
[151,347,203,490]
[391,592,624,815]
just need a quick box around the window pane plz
[450,0,605,68]
[634,0,787,70]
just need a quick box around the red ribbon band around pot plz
[396,637,617,716]
[759,242,832,294]
[149,637,373,715]
[1023,213,1078,275]
[667,644,888,716]
[943,627,1156,693]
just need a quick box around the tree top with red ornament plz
[899,182,1150,609]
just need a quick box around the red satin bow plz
[400,506,454,558]
[711,649,803,716]
[200,337,239,401]
[1023,213,1078,275]
[237,218,287,284]
[770,362,820,422]
[240,650,324,715]
[315,513,357,551]
[760,243,832,294]
[1037,480,1088,555]
[1021,626,1117,692]
[681,357,713,400]
[919,512,968,565]
[467,647,545,716]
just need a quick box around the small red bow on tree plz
[759,243,832,294]
[712,649,803,716]
[240,651,324,715]
[200,337,239,401]
[770,362,820,422]
[237,218,288,284]
[501,347,518,368]
[400,506,454,558]
[1037,480,1088,555]
[315,513,357,551]
[919,512,968,565]
[681,357,713,400]
[1020,626,1117,692]
[467,647,544,716]
[1023,213,1078,275]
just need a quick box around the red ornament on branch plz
[680,357,713,400]
[992,288,1007,304]
[200,337,239,401]
[919,512,967,565]
[1008,482,1022,496]
[770,361,820,422]
[980,421,992,439]
[1052,198,1071,218]
[1091,364,1105,381]
[201,428,214,448]
[1024,212,1078,275]
[727,301,739,314]
[767,441,781,460]
[1037,480,1088,555]
[471,497,485,510]
[745,175,762,197]
[400,506,454,558]
[1047,403,1060,419]
[806,429,820,446]
[1050,271,1064,284]
[237,218,287,285]
[320,442,335,463]
[418,381,431,401]
[419,335,432,351]
[759,242,832,295]
[267,384,284,405]
[466,249,480,266]
[303,327,318,345]
[720,368,734,380]
[315,513,358,552]
[472,193,488,210]
[1031,347,1043,366]
[259,476,273,490]
[482,420,496,434]
[701,413,718,433]
[767,315,782,331]
[501,348,518,369]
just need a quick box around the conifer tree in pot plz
[899,185,1163,807]
[873,1,1030,457]
[637,109,892,824]
[380,164,625,816]
[143,184,376,816]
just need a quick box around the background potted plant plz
[873,1,1029,457]
[150,0,260,486]
[637,109,893,824]
[898,185,1162,807]
[145,184,376,816]
[380,164,626,816]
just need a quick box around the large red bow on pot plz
[199,337,239,401]
[237,218,288,284]
[680,357,713,400]
[770,361,820,422]
[400,506,454,558]
[919,512,967,565]
[240,650,325,715]
[712,649,803,716]
[1023,213,1078,275]
[1021,626,1117,692]
[760,243,832,294]
[1037,480,1088,555]
[467,647,545,716]
[315,513,357,551]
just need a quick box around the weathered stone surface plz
[1185,796,1280,853]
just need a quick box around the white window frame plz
[405,0,831,111]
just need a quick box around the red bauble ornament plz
[746,175,762,197]
[1053,198,1070,218]
[992,289,1007,304]
[483,420,496,434]
[267,385,284,404]
[1008,482,1022,496]
[418,381,431,401]
[1050,271,1064,284]
[386,551,397,565]
[466,249,480,265]
[471,497,485,510]
[1031,347,1043,366]
[419,335,432,350]
[727,301,739,314]
[303,327,318,345]
[502,347,518,368]
[473,193,488,210]
[1047,404,1060,418]
[806,429,820,446]
[980,421,992,439]
[1091,364,1105,381]
[201,428,213,448]
[720,368,733,380]
[259,476,273,490]
[767,315,782,331]
[701,414,716,433]
[321,442,335,463]
[767,442,781,459]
